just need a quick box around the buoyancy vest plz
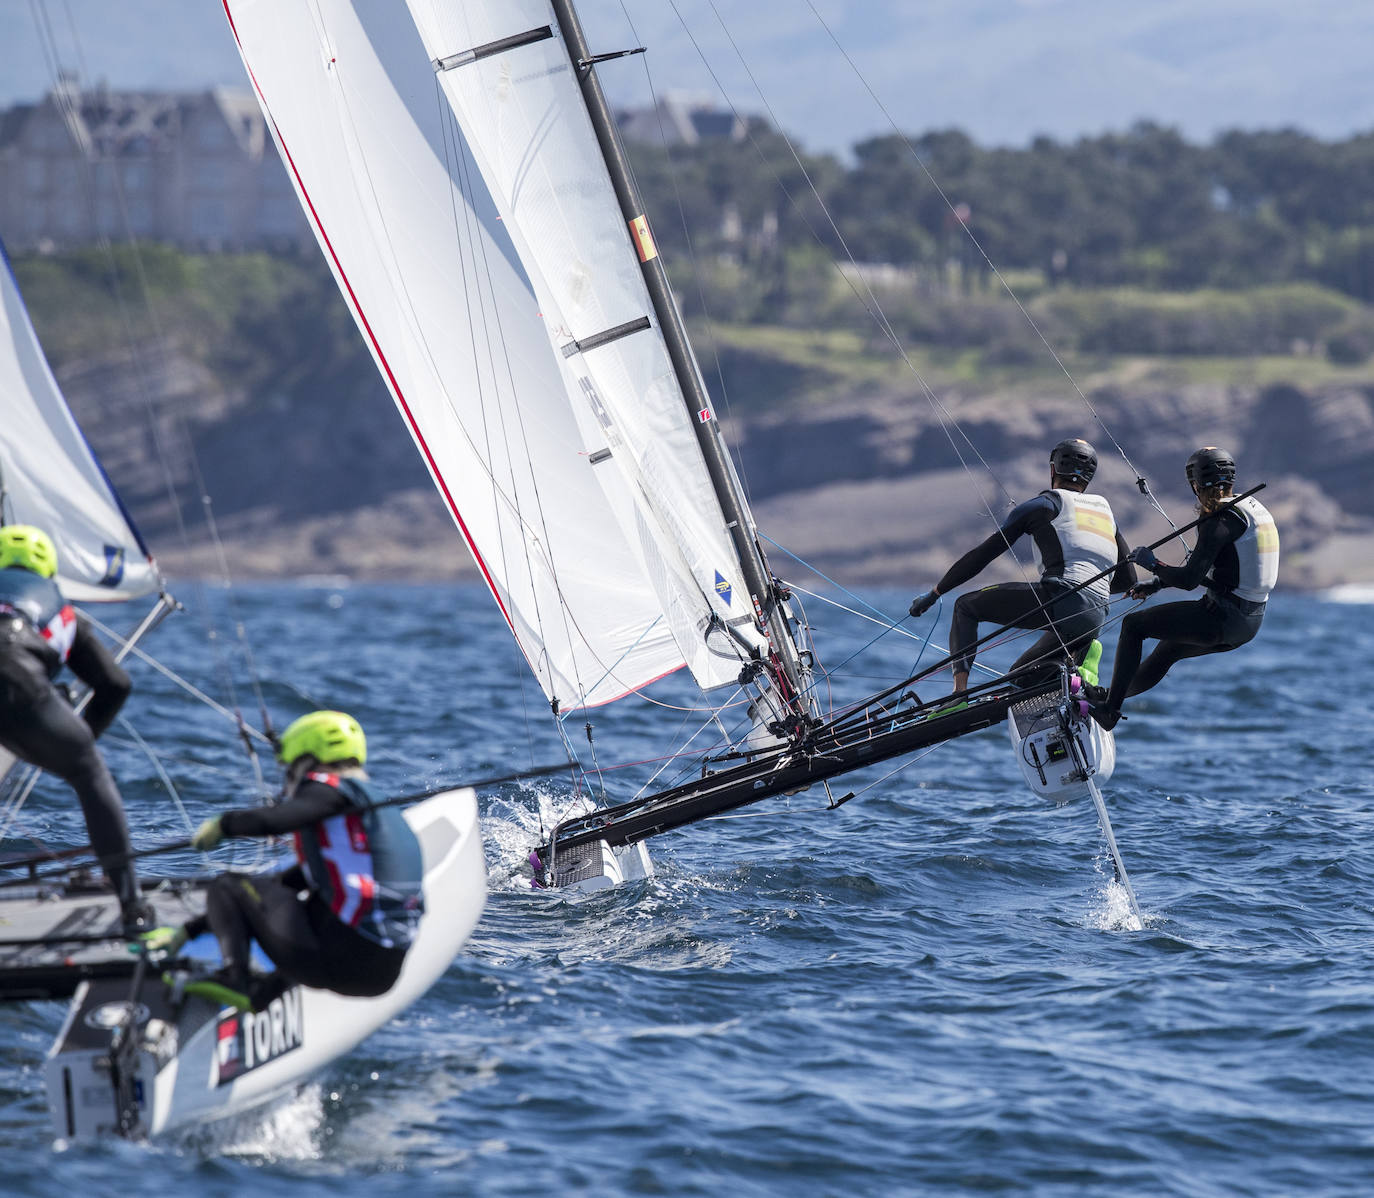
[292,772,425,949]
[1031,490,1119,600]
[1212,495,1279,604]
[0,567,76,677]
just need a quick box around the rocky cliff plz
[59,342,1374,591]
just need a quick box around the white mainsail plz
[223,0,701,709]
[405,1,768,691]
[0,244,159,604]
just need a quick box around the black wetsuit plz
[938,492,1135,683]
[1104,506,1267,711]
[0,571,138,910]
[188,774,417,1007]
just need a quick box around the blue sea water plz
[1,582,1371,1196]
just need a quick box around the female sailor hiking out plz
[909,438,1136,694]
[1089,447,1279,731]
[143,710,425,1012]
[0,525,151,935]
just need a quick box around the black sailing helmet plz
[1049,438,1097,484]
[1185,446,1237,490]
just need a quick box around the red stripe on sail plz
[222,2,515,636]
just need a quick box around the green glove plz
[140,925,189,954]
[192,815,225,851]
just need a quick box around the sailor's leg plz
[0,667,138,910]
[1126,601,1263,697]
[1009,592,1106,684]
[1107,599,1216,706]
[951,583,1043,688]
[203,874,260,993]
[208,871,334,993]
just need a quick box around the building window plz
[126,199,153,236]
[192,160,227,190]
[122,162,149,192]
[52,160,80,194]
[55,196,84,235]
[258,194,300,236]
[189,197,229,239]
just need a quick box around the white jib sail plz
[0,244,158,604]
[404,0,769,692]
[222,0,692,708]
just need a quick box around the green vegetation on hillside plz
[12,123,1374,412]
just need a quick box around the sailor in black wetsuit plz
[909,439,1136,692]
[0,525,150,933]
[146,710,424,1012]
[1092,447,1278,731]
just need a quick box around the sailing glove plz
[909,591,939,618]
[192,816,225,851]
[1129,546,1159,571]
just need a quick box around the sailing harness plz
[291,772,424,950]
[0,567,77,674]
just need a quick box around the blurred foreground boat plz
[0,238,487,1141]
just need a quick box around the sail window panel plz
[406,0,766,691]
[0,248,158,601]
[223,0,685,708]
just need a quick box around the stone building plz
[0,82,310,251]
[616,94,748,146]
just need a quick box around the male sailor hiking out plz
[0,525,152,934]
[1089,448,1278,732]
[909,439,1136,694]
[143,710,424,1012]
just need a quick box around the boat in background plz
[0,207,488,1142]
[0,238,173,791]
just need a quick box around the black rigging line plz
[665,0,1076,668]
[798,0,1177,532]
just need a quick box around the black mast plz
[547,0,810,714]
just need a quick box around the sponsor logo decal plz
[215,987,304,1086]
[698,407,712,423]
[99,545,126,587]
[714,571,732,607]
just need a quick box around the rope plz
[797,0,1180,535]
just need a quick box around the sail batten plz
[406,0,772,693]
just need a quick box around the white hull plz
[553,838,653,893]
[46,787,485,1140]
[1008,691,1115,805]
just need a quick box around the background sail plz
[0,243,158,603]
[405,0,769,692]
[222,0,692,709]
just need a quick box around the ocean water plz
[1,581,1371,1196]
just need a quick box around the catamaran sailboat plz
[221,0,1122,895]
[0,238,488,1139]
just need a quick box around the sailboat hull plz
[537,681,1064,885]
[43,788,485,1141]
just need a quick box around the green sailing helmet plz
[0,525,58,579]
[277,710,367,767]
